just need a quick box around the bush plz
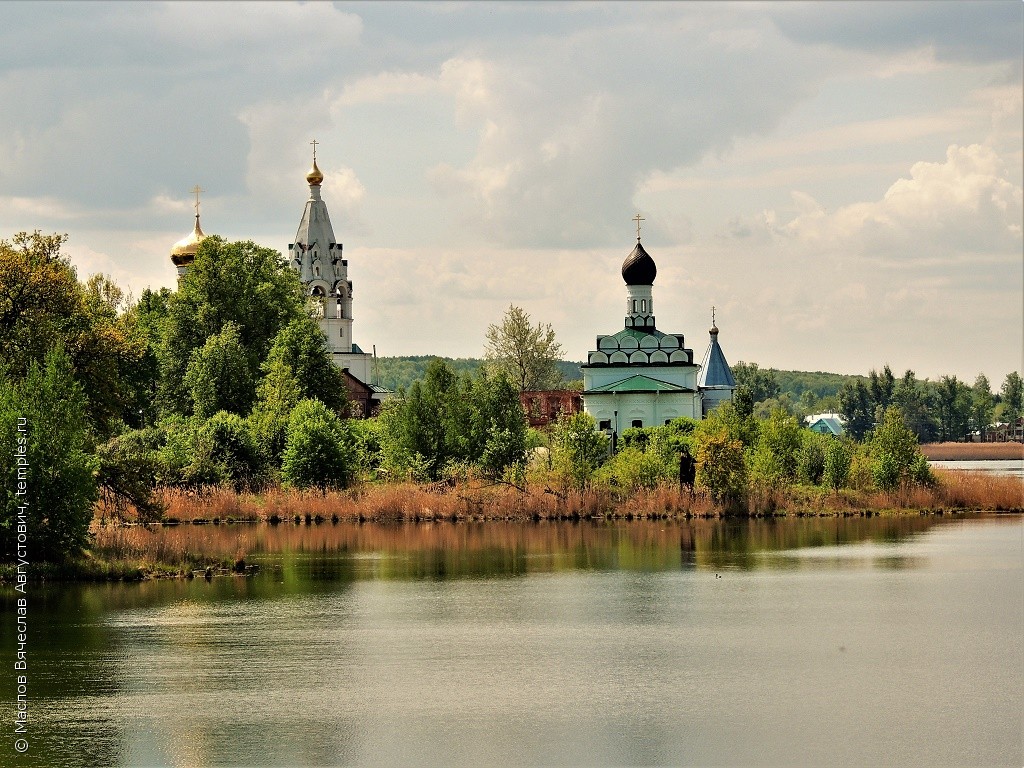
[693,427,747,509]
[797,431,831,485]
[282,399,356,490]
[822,438,853,491]
[870,406,929,491]
[551,412,608,491]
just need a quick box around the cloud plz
[769,144,1023,259]
[767,2,1022,64]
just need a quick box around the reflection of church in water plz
[169,144,390,417]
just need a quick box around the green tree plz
[95,427,164,523]
[693,428,747,509]
[870,406,931,490]
[551,412,608,491]
[933,375,972,442]
[184,322,256,419]
[197,411,265,492]
[868,365,896,419]
[158,237,306,414]
[892,370,937,443]
[264,317,347,413]
[756,407,802,480]
[970,374,995,439]
[469,371,528,480]
[377,359,473,480]
[484,305,565,391]
[822,438,853,492]
[732,362,780,406]
[0,346,99,561]
[248,359,302,464]
[0,233,147,436]
[1000,372,1023,424]
[796,431,831,485]
[838,379,874,440]
[282,399,356,490]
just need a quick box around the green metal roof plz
[584,374,694,394]
[606,327,671,342]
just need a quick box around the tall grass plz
[123,467,1023,527]
[921,442,1023,460]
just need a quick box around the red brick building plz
[519,390,583,428]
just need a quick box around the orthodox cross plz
[191,185,204,217]
[310,138,319,161]
[633,213,645,241]
[712,305,716,325]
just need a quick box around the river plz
[2,514,1021,767]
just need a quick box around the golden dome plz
[170,216,206,266]
[306,157,324,186]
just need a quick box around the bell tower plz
[287,141,371,385]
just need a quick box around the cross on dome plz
[633,213,645,242]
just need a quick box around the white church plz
[169,146,390,416]
[170,149,735,431]
[581,222,736,437]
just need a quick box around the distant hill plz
[374,355,859,400]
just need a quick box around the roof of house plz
[584,374,695,394]
[808,417,844,436]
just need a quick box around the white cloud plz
[771,144,1023,258]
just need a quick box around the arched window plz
[632,300,637,312]
[641,299,646,312]
[631,419,643,428]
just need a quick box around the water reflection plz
[3,515,1020,768]
[95,514,953,584]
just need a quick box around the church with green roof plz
[581,223,736,436]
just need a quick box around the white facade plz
[582,239,701,436]
[288,154,375,385]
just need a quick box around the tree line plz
[1,230,1010,564]
[733,362,1022,441]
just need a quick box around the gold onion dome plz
[170,216,206,266]
[306,158,324,186]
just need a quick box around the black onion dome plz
[621,241,657,285]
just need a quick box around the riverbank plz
[921,442,1023,460]
[148,468,1022,526]
[7,468,1020,583]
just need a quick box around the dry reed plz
[920,442,1023,460]
[110,467,1023,530]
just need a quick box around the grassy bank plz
[7,469,1018,583]
[921,442,1023,460]
[152,468,1022,525]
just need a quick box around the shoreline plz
[921,442,1023,461]
[6,467,1021,583]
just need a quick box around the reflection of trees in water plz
[0,585,124,768]
[96,515,954,580]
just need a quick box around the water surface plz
[3,515,1021,767]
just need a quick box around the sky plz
[1,1,1021,383]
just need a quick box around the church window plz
[599,420,611,430]
[641,299,646,312]
[632,300,637,312]
[631,419,643,428]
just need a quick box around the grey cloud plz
[767,1,1021,64]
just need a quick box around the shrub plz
[797,431,831,485]
[822,438,853,491]
[693,427,747,508]
[551,412,608,491]
[281,399,357,490]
